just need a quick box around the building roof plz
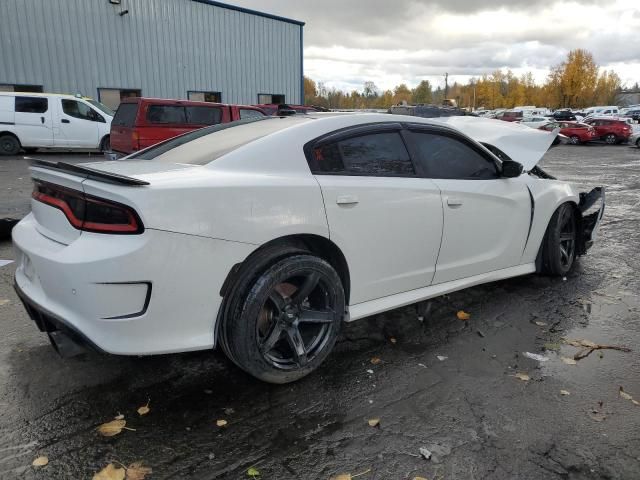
[192,0,305,26]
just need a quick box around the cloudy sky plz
[229,0,640,92]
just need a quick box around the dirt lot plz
[0,145,639,479]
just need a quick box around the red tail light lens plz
[32,181,144,234]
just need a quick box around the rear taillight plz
[132,131,140,150]
[32,181,143,234]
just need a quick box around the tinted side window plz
[312,132,414,176]
[411,132,497,180]
[112,103,139,127]
[62,99,102,122]
[146,105,186,124]
[239,108,265,120]
[186,106,222,125]
[15,96,48,113]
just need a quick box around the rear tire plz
[0,134,21,156]
[540,203,577,276]
[605,133,617,144]
[222,254,344,384]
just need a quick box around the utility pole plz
[444,73,449,99]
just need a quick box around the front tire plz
[540,203,577,276]
[0,134,21,156]
[569,135,580,145]
[605,133,617,144]
[223,254,344,384]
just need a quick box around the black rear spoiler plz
[27,158,150,186]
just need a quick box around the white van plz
[584,106,619,118]
[0,92,113,155]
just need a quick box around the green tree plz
[412,80,433,104]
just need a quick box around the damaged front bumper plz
[578,187,605,254]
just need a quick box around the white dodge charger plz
[12,113,604,383]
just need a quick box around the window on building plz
[98,88,142,110]
[410,132,498,180]
[188,91,222,103]
[311,132,415,176]
[15,96,48,113]
[258,94,285,104]
[0,84,43,93]
[239,108,266,120]
[62,99,104,122]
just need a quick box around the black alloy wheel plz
[540,203,577,276]
[605,133,617,144]
[257,271,337,370]
[222,253,344,383]
[0,135,20,156]
[570,135,580,145]
[557,205,576,270]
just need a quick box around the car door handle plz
[61,119,70,124]
[40,116,45,124]
[447,198,463,207]
[336,195,359,205]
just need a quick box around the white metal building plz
[0,0,304,109]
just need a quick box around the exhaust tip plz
[48,331,87,358]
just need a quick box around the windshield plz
[86,99,115,117]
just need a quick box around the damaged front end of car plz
[577,186,605,254]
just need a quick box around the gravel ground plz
[0,145,639,479]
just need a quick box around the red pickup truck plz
[110,98,267,154]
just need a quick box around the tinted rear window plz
[112,103,138,127]
[129,117,298,164]
[15,96,48,113]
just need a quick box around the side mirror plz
[501,160,523,178]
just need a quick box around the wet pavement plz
[0,145,639,479]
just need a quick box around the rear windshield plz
[112,103,138,127]
[129,117,297,164]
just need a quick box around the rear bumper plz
[12,213,254,355]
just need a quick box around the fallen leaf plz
[619,387,633,401]
[93,463,126,480]
[389,337,397,344]
[247,466,260,477]
[114,413,125,420]
[456,310,470,321]
[97,419,128,437]
[137,400,150,416]
[216,419,228,428]
[0,299,10,306]
[32,456,48,467]
[588,410,606,422]
[332,475,352,480]
[126,462,152,480]
[561,357,577,365]
[370,357,381,365]
[367,418,380,427]
[514,372,530,382]
[544,342,561,351]
[413,477,429,480]
[560,390,571,396]
[534,321,547,327]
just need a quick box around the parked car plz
[583,106,620,119]
[552,109,577,121]
[494,110,523,122]
[538,121,597,144]
[0,92,113,155]
[110,98,267,154]
[519,116,552,129]
[583,117,632,144]
[13,114,604,383]
[254,104,319,116]
[624,109,640,122]
[629,130,640,147]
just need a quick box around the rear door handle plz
[447,198,463,207]
[61,119,70,124]
[336,195,359,205]
[40,116,45,124]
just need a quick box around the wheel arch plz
[534,200,584,272]
[99,134,110,150]
[0,131,21,143]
